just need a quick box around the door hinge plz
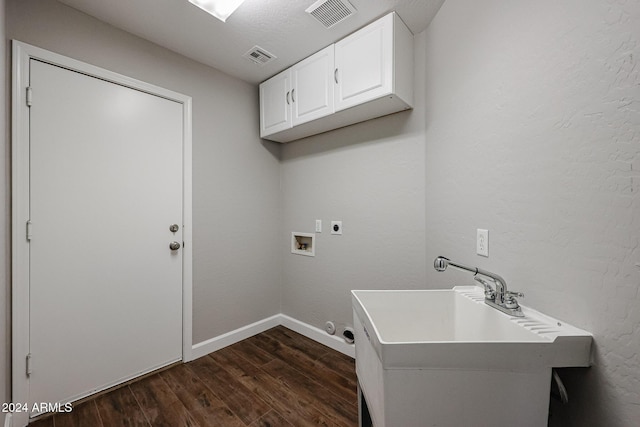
[26,87,33,107]
[26,353,32,377]
[26,220,32,241]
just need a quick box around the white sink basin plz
[351,287,593,427]
[352,286,592,370]
[351,286,592,427]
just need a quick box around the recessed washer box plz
[291,232,315,256]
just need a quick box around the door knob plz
[169,224,179,232]
[169,241,181,251]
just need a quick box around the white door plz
[259,69,291,137]
[291,45,335,126]
[334,13,393,111]
[28,59,183,413]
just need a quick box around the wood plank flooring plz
[29,326,358,426]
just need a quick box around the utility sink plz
[352,286,592,371]
[351,287,593,427]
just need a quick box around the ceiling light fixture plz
[188,0,246,22]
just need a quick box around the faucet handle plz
[505,290,524,298]
[503,291,524,310]
[474,277,496,301]
[474,276,494,286]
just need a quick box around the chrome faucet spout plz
[477,270,507,303]
[433,256,523,317]
[433,256,507,298]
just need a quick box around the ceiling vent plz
[306,0,357,29]
[242,46,277,66]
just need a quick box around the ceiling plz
[57,0,445,85]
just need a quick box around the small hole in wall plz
[343,327,354,344]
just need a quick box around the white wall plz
[4,0,282,350]
[423,0,640,425]
[279,32,427,338]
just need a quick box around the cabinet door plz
[291,45,335,126]
[334,13,393,111]
[260,69,291,137]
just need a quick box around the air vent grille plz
[242,46,277,66]
[305,0,357,29]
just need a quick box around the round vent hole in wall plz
[343,327,354,344]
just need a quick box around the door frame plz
[11,40,193,425]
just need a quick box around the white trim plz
[190,315,282,360]
[11,40,193,427]
[181,93,194,364]
[190,314,355,360]
[11,41,31,427]
[3,413,12,427]
[279,314,355,358]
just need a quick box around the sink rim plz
[352,288,552,345]
[351,286,593,370]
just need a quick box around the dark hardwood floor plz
[29,326,358,426]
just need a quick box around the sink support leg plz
[358,382,373,427]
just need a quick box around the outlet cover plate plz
[477,229,489,257]
[331,221,342,235]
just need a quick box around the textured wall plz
[422,0,640,425]
[279,33,427,337]
[5,0,282,347]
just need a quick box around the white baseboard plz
[189,314,281,361]
[190,313,355,361]
[279,314,355,358]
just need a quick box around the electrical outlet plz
[477,229,489,257]
[331,221,342,235]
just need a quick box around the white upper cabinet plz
[334,12,413,112]
[292,45,335,126]
[260,12,413,143]
[259,69,291,137]
[260,46,335,137]
[334,13,394,111]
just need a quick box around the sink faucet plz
[433,256,524,317]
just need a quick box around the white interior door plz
[28,59,184,413]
